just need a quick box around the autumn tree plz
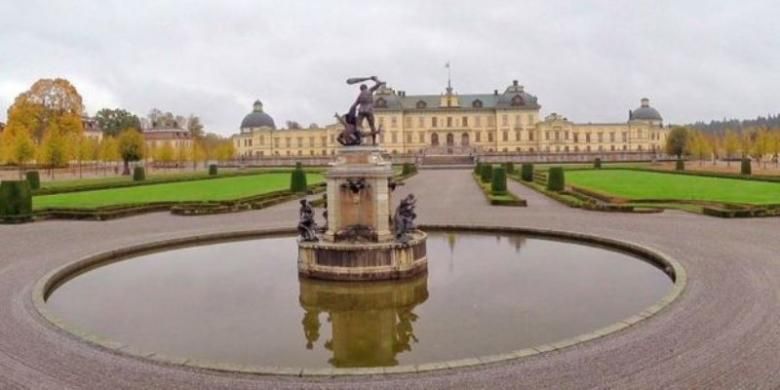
[665,126,689,159]
[156,143,175,164]
[117,128,144,175]
[187,115,204,138]
[6,78,84,143]
[688,131,710,165]
[95,108,141,137]
[215,141,236,161]
[98,137,120,174]
[723,130,739,167]
[40,131,68,178]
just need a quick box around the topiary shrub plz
[521,163,534,182]
[480,164,493,183]
[491,166,507,195]
[474,162,482,175]
[547,167,565,192]
[504,162,515,174]
[133,166,146,181]
[402,162,413,176]
[741,158,752,175]
[0,180,33,222]
[25,171,41,190]
[290,165,308,193]
[594,158,602,169]
[208,164,218,176]
[675,159,685,171]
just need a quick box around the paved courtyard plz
[1,169,779,389]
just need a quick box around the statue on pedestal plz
[394,194,417,243]
[298,199,319,242]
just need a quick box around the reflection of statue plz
[302,309,321,350]
[394,194,417,243]
[298,275,428,367]
[297,200,318,242]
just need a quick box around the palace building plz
[233,81,669,158]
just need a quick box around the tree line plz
[666,126,780,168]
[0,78,236,177]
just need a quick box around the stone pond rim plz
[32,224,685,377]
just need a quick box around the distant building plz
[81,116,103,142]
[232,80,669,158]
[143,128,194,153]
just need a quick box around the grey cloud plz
[1,0,779,135]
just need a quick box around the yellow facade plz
[233,82,668,158]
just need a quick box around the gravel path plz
[1,169,779,389]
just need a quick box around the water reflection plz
[299,274,429,367]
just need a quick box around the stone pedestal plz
[298,146,427,281]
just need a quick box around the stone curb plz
[31,224,686,378]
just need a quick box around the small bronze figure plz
[298,199,319,242]
[394,194,418,243]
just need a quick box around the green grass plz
[566,169,780,205]
[34,173,323,210]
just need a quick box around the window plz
[609,132,615,142]
[391,132,397,143]
[405,116,412,128]
[418,132,425,143]
[418,117,424,128]
[585,133,591,143]
[488,116,495,127]
[515,115,522,126]
[309,136,315,147]
[597,133,603,143]
[545,131,550,141]
[321,136,327,146]
[476,116,482,127]
[527,114,533,124]
[391,116,397,128]
[285,137,291,147]
[515,130,521,141]
[476,131,481,142]
[622,132,628,142]
[502,115,508,126]
[406,133,412,143]
[416,100,427,109]
[259,135,264,145]
[447,117,452,127]
[297,150,302,156]
[378,117,385,127]
[432,117,438,128]
[462,116,469,127]
[472,99,483,108]
[274,137,280,148]
[297,137,303,147]
[529,131,534,141]
[330,135,335,144]
[574,133,579,143]
[488,132,494,142]
[555,131,560,141]
[502,131,508,141]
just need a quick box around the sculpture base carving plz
[298,230,427,281]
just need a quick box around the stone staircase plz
[421,154,475,167]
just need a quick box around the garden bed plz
[472,174,527,207]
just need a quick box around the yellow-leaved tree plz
[117,128,144,175]
[723,130,739,167]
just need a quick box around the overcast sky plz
[1,0,778,135]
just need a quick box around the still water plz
[47,232,672,368]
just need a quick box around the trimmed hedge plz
[521,163,534,182]
[209,164,218,176]
[26,171,41,190]
[474,162,482,175]
[741,158,752,175]
[290,165,308,193]
[547,167,565,191]
[401,163,417,176]
[480,164,493,183]
[594,158,602,169]
[473,173,527,207]
[491,166,507,195]
[675,159,685,171]
[504,162,515,174]
[133,167,146,181]
[0,180,33,223]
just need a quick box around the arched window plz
[510,95,525,106]
[375,98,387,108]
[416,100,427,109]
[472,99,483,108]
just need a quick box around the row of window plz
[376,113,537,129]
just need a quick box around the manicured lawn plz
[566,169,780,205]
[34,173,323,209]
